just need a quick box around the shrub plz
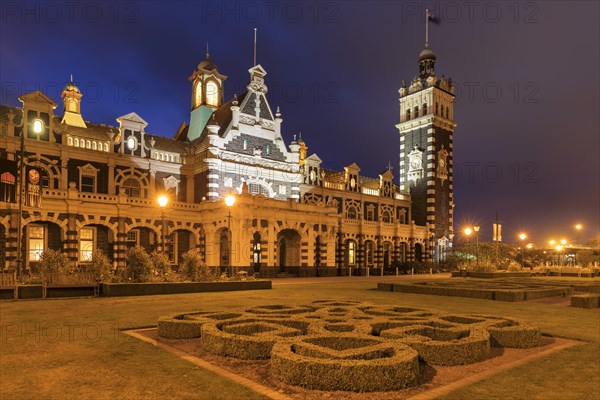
[180,249,218,281]
[38,249,70,274]
[122,246,152,283]
[150,250,171,281]
[81,250,114,282]
[507,261,522,272]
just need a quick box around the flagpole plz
[425,9,429,47]
[253,28,257,66]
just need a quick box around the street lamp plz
[225,194,236,272]
[157,195,168,255]
[473,226,480,268]
[518,232,527,266]
[556,245,563,266]
[464,228,473,266]
[16,117,45,280]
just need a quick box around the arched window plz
[122,178,141,197]
[423,103,428,115]
[206,81,219,107]
[414,106,419,118]
[406,109,411,121]
[446,106,450,119]
[67,136,73,146]
[74,138,79,147]
[194,80,202,107]
[346,206,357,219]
[435,103,439,115]
[382,210,392,223]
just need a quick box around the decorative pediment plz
[77,163,99,176]
[18,91,58,109]
[116,112,148,128]
[163,175,180,190]
[305,153,322,164]
[344,162,361,173]
[248,64,267,79]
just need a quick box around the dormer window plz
[206,80,219,107]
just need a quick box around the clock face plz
[28,169,40,185]
[410,159,421,170]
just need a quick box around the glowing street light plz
[560,239,567,245]
[464,228,472,236]
[519,233,527,241]
[224,194,236,271]
[158,195,168,255]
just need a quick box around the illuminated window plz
[194,80,202,107]
[127,136,137,150]
[68,137,73,146]
[74,138,79,147]
[206,81,219,106]
[32,119,43,134]
[347,241,356,266]
[27,224,45,262]
[79,227,95,261]
[266,145,270,155]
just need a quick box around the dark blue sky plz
[1,1,598,244]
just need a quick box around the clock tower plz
[395,33,456,263]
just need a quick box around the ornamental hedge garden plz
[157,300,542,392]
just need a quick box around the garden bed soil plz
[138,329,579,400]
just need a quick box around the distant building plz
[0,43,453,275]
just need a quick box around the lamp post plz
[16,117,44,280]
[464,228,472,266]
[224,194,236,273]
[518,232,527,266]
[157,195,168,256]
[473,226,480,268]
[556,245,563,266]
[548,240,556,265]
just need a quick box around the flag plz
[493,223,502,242]
[0,158,17,203]
[428,11,441,25]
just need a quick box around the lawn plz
[1,278,598,400]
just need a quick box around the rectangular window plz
[81,175,95,193]
[348,241,356,266]
[127,230,139,244]
[27,225,45,262]
[79,227,95,261]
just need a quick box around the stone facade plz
[0,46,445,275]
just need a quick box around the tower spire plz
[206,41,210,59]
[70,73,73,82]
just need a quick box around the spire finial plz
[206,41,210,59]
[387,161,393,171]
[299,132,302,140]
[253,28,257,66]
[70,73,73,82]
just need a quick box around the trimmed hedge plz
[383,281,572,302]
[381,324,490,366]
[101,280,271,297]
[202,318,308,359]
[158,301,543,392]
[571,294,600,309]
[377,282,394,292]
[157,311,244,339]
[271,334,419,392]
[483,318,541,348]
